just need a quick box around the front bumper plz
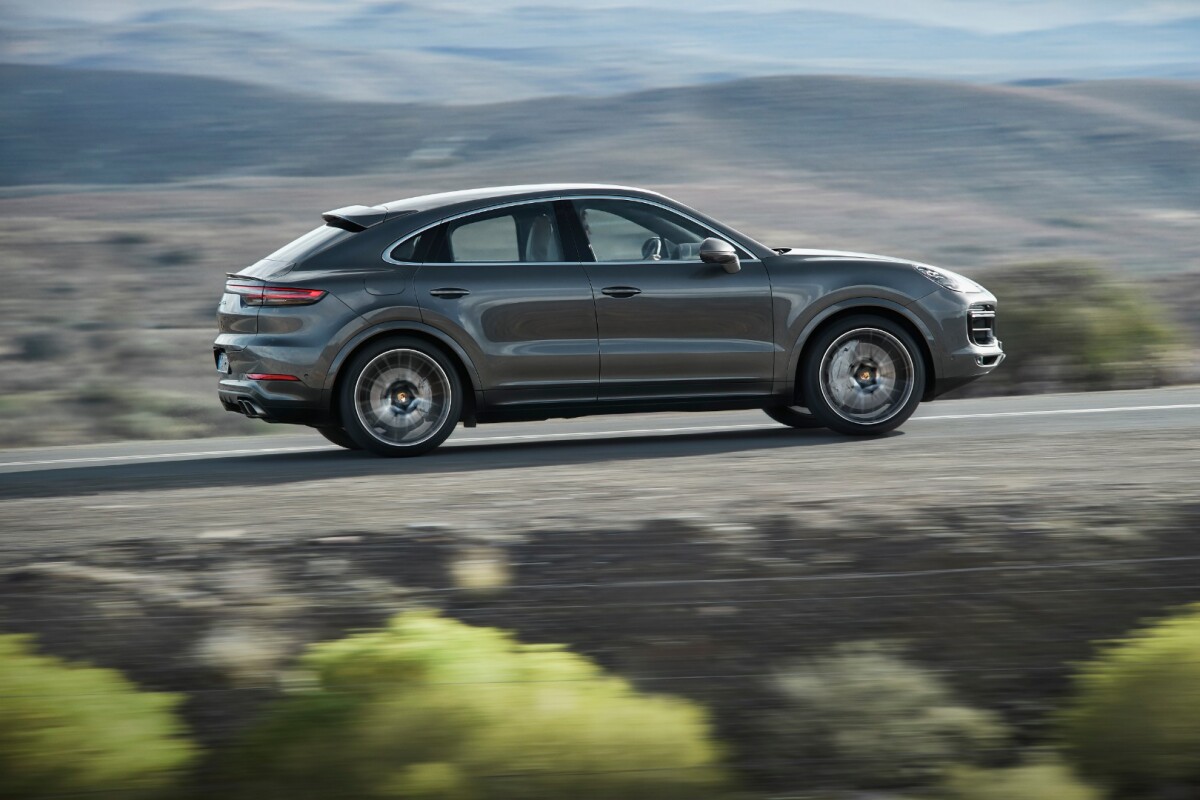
[930,340,1005,397]
[911,290,1006,399]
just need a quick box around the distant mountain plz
[1,6,1198,103]
[3,63,1198,226]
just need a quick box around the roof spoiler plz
[322,204,389,232]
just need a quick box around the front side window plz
[436,202,564,263]
[573,199,721,263]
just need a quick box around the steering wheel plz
[641,237,667,261]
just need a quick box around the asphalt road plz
[0,386,1197,512]
[0,386,1195,489]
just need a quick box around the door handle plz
[600,286,642,298]
[429,287,470,299]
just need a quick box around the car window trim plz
[382,195,761,266]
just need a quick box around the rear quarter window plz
[388,228,436,263]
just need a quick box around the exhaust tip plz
[237,398,268,418]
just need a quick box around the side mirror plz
[699,237,740,274]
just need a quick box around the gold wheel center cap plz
[859,370,872,381]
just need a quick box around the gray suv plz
[215,184,1003,456]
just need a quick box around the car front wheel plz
[339,337,462,457]
[800,315,925,436]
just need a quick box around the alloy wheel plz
[353,348,453,447]
[818,327,915,425]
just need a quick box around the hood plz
[774,247,908,263]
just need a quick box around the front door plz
[414,201,598,406]
[570,198,774,400]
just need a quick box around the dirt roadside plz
[1,415,1198,791]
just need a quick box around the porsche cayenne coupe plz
[215,184,1004,456]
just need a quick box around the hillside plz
[3,4,1199,102]
[1,65,1198,447]
[4,65,1200,217]
[1048,80,1200,125]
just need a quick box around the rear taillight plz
[225,281,327,306]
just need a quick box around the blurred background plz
[2,0,1199,446]
[1,3,1199,799]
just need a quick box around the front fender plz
[782,290,939,389]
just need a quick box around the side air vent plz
[968,303,996,346]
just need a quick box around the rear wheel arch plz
[791,303,937,404]
[327,324,479,427]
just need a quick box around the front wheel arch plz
[799,313,927,435]
[791,304,936,405]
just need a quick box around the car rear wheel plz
[764,405,824,429]
[801,315,925,436]
[339,337,462,457]
[313,426,361,450]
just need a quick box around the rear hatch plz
[217,210,383,335]
[216,258,294,335]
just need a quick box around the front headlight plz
[912,264,984,294]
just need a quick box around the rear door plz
[569,198,774,400]
[413,201,599,406]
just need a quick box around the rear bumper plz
[214,335,331,425]
[216,379,330,425]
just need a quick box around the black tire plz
[764,405,825,429]
[337,336,463,457]
[313,426,361,450]
[800,314,925,436]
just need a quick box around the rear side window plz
[423,202,564,263]
[265,225,354,262]
[449,215,519,262]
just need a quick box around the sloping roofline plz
[381,184,661,213]
[373,184,775,260]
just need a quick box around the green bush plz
[220,610,731,799]
[1060,603,1200,796]
[939,758,1101,800]
[0,634,197,798]
[976,261,1175,393]
[766,642,1006,789]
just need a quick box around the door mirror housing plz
[699,237,740,274]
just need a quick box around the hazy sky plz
[9,0,1200,34]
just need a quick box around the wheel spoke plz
[354,348,453,447]
[818,328,915,425]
